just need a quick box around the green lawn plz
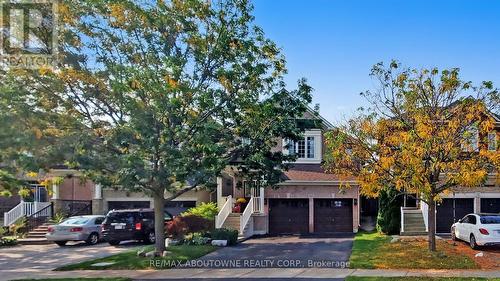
[349,231,478,269]
[345,276,500,281]
[56,244,217,270]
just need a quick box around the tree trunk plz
[153,192,166,254]
[427,198,436,251]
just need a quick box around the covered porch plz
[215,174,267,238]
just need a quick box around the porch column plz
[51,183,60,200]
[216,177,223,209]
[94,183,102,199]
[474,193,481,213]
[50,183,63,214]
[92,184,104,215]
[260,187,264,213]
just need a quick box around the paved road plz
[0,241,137,271]
[195,234,354,269]
[135,278,345,281]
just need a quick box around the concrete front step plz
[26,233,45,238]
[405,227,425,232]
[17,238,51,245]
[400,231,429,236]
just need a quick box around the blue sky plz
[252,0,500,124]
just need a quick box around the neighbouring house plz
[94,188,213,217]
[2,167,213,227]
[214,108,370,237]
[400,112,500,235]
[2,168,94,227]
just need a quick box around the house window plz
[297,139,306,158]
[241,137,251,146]
[488,132,497,151]
[283,130,322,163]
[307,136,315,158]
[243,180,262,197]
[287,137,316,159]
[462,126,479,152]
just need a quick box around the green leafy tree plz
[19,0,312,253]
[0,69,85,195]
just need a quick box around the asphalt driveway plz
[196,234,354,269]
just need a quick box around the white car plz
[451,213,500,249]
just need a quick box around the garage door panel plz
[436,198,474,233]
[314,199,353,233]
[269,199,309,234]
[481,198,500,213]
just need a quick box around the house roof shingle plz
[282,164,355,182]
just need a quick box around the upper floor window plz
[284,130,322,163]
[488,131,497,151]
[462,126,479,152]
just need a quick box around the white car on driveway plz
[46,215,105,246]
[451,213,500,249]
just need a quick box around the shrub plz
[182,202,218,221]
[50,212,67,224]
[0,237,17,247]
[211,228,238,245]
[376,187,402,235]
[183,232,210,245]
[0,227,7,238]
[166,214,213,239]
[9,217,27,237]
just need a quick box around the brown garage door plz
[314,199,353,233]
[269,199,309,234]
[436,198,474,233]
[481,198,500,213]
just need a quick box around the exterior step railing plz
[3,202,51,226]
[215,195,232,229]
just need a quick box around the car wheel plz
[451,227,457,241]
[86,233,99,245]
[144,231,155,244]
[469,234,479,250]
[55,241,67,246]
[108,240,120,246]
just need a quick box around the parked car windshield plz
[480,215,500,224]
[61,217,90,225]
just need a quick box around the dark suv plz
[101,208,173,246]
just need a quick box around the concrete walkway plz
[2,268,500,281]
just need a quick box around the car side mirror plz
[458,219,463,223]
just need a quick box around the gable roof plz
[304,106,334,129]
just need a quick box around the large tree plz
[0,69,84,196]
[18,0,312,253]
[324,61,499,251]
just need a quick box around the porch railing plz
[400,207,404,233]
[240,197,255,234]
[215,195,232,229]
[26,202,53,232]
[420,201,429,232]
[3,202,51,227]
